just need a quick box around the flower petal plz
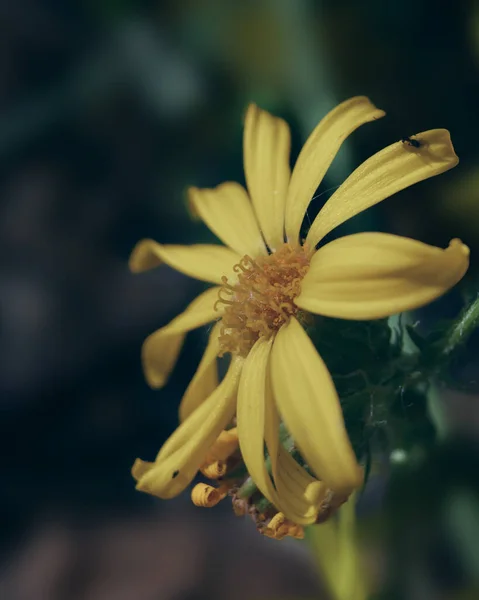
[264,380,328,524]
[270,317,363,495]
[243,103,291,251]
[179,321,221,422]
[142,287,221,388]
[133,357,243,499]
[236,337,281,505]
[237,336,327,525]
[285,97,385,245]
[306,129,459,248]
[188,183,267,257]
[129,239,240,284]
[296,233,470,320]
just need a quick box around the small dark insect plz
[172,470,179,479]
[401,136,421,149]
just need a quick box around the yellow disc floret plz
[215,243,311,356]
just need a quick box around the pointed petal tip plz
[141,335,171,389]
[143,372,167,390]
[432,128,459,165]
[243,102,259,121]
[445,130,459,162]
[133,465,175,499]
[411,128,459,169]
[361,98,386,120]
[133,469,161,497]
[129,239,158,273]
[186,186,201,220]
[344,95,386,119]
[132,458,153,482]
[450,237,469,256]
[447,237,470,282]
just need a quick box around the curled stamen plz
[191,483,229,507]
[217,291,234,304]
[268,512,286,534]
[241,255,258,269]
[220,276,236,292]
[217,244,311,356]
[214,299,232,311]
[233,262,249,273]
[258,512,305,540]
[201,460,227,479]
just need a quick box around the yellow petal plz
[131,458,152,481]
[306,128,459,248]
[179,321,221,421]
[274,446,327,520]
[285,97,385,245]
[243,103,291,251]
[142,287,221,388]
[188,183,267,257]
[296,233,470,320]
[236,336,326,525]
[270,317,363,495]
[134,357,243,499]
[264,367,327,523]
[129,239,239,284]
[236,337,281,505]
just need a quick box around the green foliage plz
[307,315,402,462]
[306,293,479,479]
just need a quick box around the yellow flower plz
[130,97,469,525]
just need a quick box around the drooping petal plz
[179,321,221,422]
[142,287,221,388]
[188,183,267,257]
[133,356,243,499]
[270,317,363,495]
[264,374,328,524]
[285,97,385,245]
[236,337,280,505]
[296,233,470,320]
[237,336,327,525]
[243,103,291,251]
[129,239,240,284]
[306,129,459,248]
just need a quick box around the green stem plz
[441,293,479,358]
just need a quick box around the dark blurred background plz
[2,1,479,599]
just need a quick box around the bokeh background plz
[2,1,479,599]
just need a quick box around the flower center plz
[215,243,311,356]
